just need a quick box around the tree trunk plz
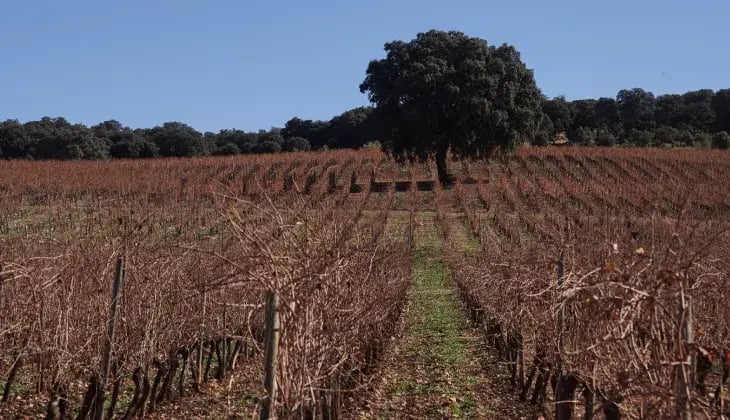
[601,391,621,420]
[148,361,167,412]
[2,358,22,402]
[178,347,189,397]
[106,361,122,419]
[215,339,226,380]
[204,341,214,381]
[45,383,67,420]
[555,373,579,420]
[158,355,178,403]
[122,368,143,420]
[45,393,60,420]
[435,145,452,186]
[583,385,595,420]
[520,361,537,401]
[603,400,620,420]
[76,374,101,420]
[136,374,151,418]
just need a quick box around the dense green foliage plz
[360,30,543,183]
[0,107,380,160]
[542,88,730,148]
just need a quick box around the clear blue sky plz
[2,0,727,132]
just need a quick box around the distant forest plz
[1,87,729,160]
[538,88,730,149]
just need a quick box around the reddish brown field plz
[1,146,729,418]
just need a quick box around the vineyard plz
[1,147,729,419]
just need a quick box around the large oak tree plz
[359,30,544,184]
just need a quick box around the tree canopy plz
[359,30,543,183]
[541,87,729,148]
[0,107,382,161]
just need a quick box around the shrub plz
[712,131,730,149]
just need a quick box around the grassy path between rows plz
[365,212,487,418]
[362,211,533,419]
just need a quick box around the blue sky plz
[1,1,727,132]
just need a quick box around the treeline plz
[2,87,730,161]
[0,107,382,160]
[539,87,730,149]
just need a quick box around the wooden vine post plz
[0,262,4,312]
[675,277,693,420]
[555,252,577,420]
[94,255,125,420]
[554,252,565,419]
[261,290,280,420]
[197,285,208,389]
